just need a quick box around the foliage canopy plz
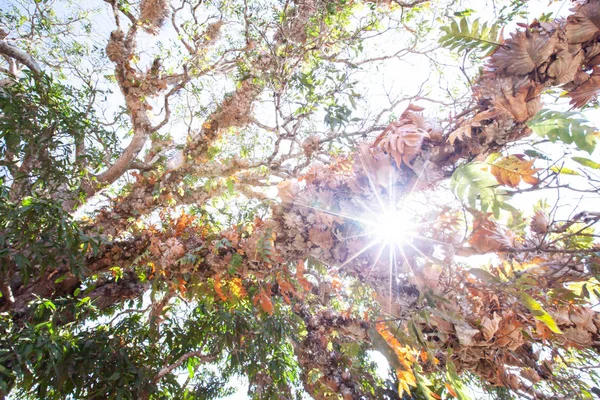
[1,0,600,399]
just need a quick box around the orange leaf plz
[253,290,274,315]
[277,274,296,304]
[445,383,458,398]
[214,275,228,302]
[376,322,416,370]
[420,349,428,363]
[177,278,187,296]
[296,260,312,291]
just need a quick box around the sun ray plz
[293,202,371,225]
[337,239,380,269]
[357,149,388,214]
[364,241,387,279]
[341,232,375,241]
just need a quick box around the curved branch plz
[0,40,41,77]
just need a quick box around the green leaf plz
[528,109,598,154]
[469,268,502,284]
[226,177,235,195]
[439,17,502,55]
[519,293,562,334]
[451,162,508,216]
[572,157,600,169]
[524,149,551,160]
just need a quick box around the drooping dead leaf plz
[277,180,298,206]
[417,265,442,292]
[492,82,542,123]
[308,227,334,251]
[139,0,169,35]
[356,145,398,189]
[496,319,524,350]
[563,327,593,347]
[481,312,502,341]
[566,1,600,43]
[253,289,274,315]
[296,260,312,291]
[447,125,472,145]
[570,307,597,333]
[372,121,429,168]
[568,67,600,107]
[547,48,585,85]
[492,30,558,75]
[490,155,539,187]
[550,307,571,326]
[214,275,228,302]
[520,368,542,384]
[530,210,549,234]
[469,218,516,253]
[447,110,501,144]
[302,134,320,157]
[455,323,480,346]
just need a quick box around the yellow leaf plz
[490,155,539,188]
[230,278,247,299]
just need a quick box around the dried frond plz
[140,0,169,35]
[372,121,429,168]
[492,30,557,76]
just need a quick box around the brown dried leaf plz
[139,0,169,35]
[481,312,502,341]
[496,319,524,350]
[570,307,597,333]
[492,30,558,75]
[447,125,471,145]
[469,218,516,253]
[530,210,549,234]
[214,275,228,302]
[563,327,592,346]
[492,83,543,123]
[455,323,480,346]
[547,49,585,85]
[277,180,297,206]
[356,145,398,189]
[566,1,600,43]
[296,260,312,291]
[520,368,541,384]
[568,68,600,107]
[308,227,334,251]
[372,122,429,168]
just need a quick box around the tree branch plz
[0,40,41,77]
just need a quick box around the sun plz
[365,207,416,248]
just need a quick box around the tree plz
[1,0,600,398]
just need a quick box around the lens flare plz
[366,208,415,248]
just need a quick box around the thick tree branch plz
[0,40,41,77]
